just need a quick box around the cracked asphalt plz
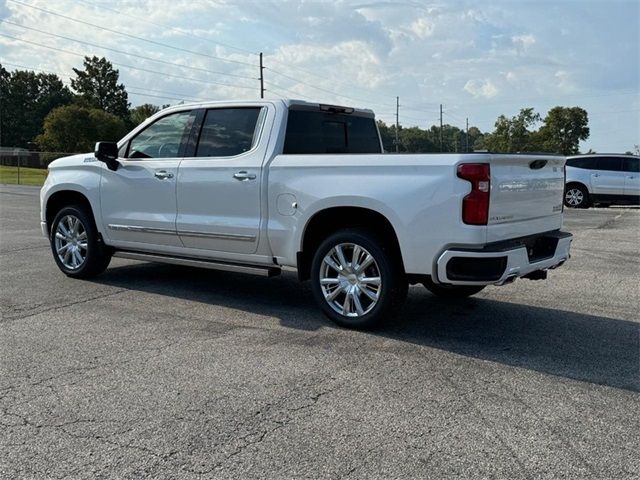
[1,184,639,479]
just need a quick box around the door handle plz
[154,170,174,180]
[233,171,256,181]
[592,173,599,177]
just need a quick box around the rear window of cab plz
[283,109,382,154]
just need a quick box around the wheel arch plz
[45,190,96,235]
[565,181,590,193]
[297,206,404,281]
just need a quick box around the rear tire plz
[564,184,590,208]
[310,229,407,330]
[50,205,111,279]
[423,278,485,298]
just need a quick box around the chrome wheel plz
[319,243,382,317]
[54,214,87,270]
[565,188,584,206]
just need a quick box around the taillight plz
[457,163,490,225]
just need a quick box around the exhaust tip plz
[523,270,548,281]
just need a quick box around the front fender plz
[41,161,103,235]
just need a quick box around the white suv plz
[565,154,640,208]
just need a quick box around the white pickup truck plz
[41,99,572,328]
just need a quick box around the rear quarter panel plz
[266,154,488,275]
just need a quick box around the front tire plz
[422,278,485,298]
[564,184,590,208]
[50,205,111,278]
[310,229,407,330]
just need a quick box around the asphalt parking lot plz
[1,184,639,479]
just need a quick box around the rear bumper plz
[41,221,48,237]
[436,230,572,286]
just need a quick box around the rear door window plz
[566,157,597,169]
[596,157,623,172]
[623,157,639,172]
[195,108,262,157]
[283,110,381,154]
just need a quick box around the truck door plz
[176,106,269,254]
[100,109,195,247]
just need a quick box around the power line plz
[267,67,438,115]
[265,67,396,109]
[6,0,257,67]
[446,89,640,110]
[589,108,640,115]
[74,0,259,57]
[2,20,257,81]
[0,33,258,91]
[7,0,636,117]
[66,0,426,111]
[263,82,316,100]
[443,110,465,123]
[264,56,442,116]
[126,89,204,103]
[0,60,207,102]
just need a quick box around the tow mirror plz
[94,142,119,171]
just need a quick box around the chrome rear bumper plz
[436,230,572,286]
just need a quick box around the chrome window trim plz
[191,106,267,160]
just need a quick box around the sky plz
[1,0,638,152]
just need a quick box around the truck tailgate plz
[487,154,566,242]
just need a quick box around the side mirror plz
[94,142,119,171]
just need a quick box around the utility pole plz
[439,104,443,152]
[259,52,264,99]
[395,96,400,153]
[466,117,469,152]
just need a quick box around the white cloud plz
[554,69,575,91]
[0,0,637,151]
[463,79,499,98]
[409,18,434,39]
[511,34,536,50]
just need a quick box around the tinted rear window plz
[283,110,381,154]
[566,157,597,169]
[623,157,639,172]
[596,157,623,172]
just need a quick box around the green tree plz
[400,126,437,152]
[377,120,485,153]
[37,104,128,153]
[482,108,541,153]
[537,106,589,155]
[467,126,486,152]
[0,64,73,148]
[71,56,129,120]
[129,103,169,127]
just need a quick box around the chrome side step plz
[113,251,281,277]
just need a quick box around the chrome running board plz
[113,251,281,277]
